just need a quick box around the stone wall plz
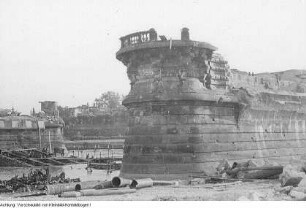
[62,113,129,140]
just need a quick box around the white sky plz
[0,0,305,114]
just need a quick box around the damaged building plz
[0,101,66,166]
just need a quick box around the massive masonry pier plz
[116,28,306,179]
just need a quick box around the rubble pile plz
[212,159,283,180]
[275,165,306,200]
[0,168,80,194]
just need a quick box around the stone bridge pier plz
[116,28,235,179]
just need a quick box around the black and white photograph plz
[0,0,306,205]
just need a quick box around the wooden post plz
[48,131,52,154]
[37,120,42,149]
[107,143,110,174]
[38,128,42,149]
[107,143,110,160]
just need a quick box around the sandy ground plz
[1,162,305,201]
[0,179,299,201]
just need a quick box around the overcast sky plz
[0,0,305,114]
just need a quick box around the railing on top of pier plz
[120,28,158,48]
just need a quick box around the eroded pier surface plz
[116,28,306,180]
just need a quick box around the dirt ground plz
[0,179,301,201]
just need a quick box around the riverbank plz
[0,179,299,201]
[1,161,305,201]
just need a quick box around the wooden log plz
[198,181,242,188]
[15,191,47,198]
[111,177,132,187]
[237,168,283,179]
[130,178,153,189]
[227,166,283,176]
[46,180,102,195]
[190,175,254,182]
[46,183,78,195]
[153,180,179,186]
[75,180,103,191]
[58,191,82,198]
[80,188,136,196]
[93,181,113,189]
